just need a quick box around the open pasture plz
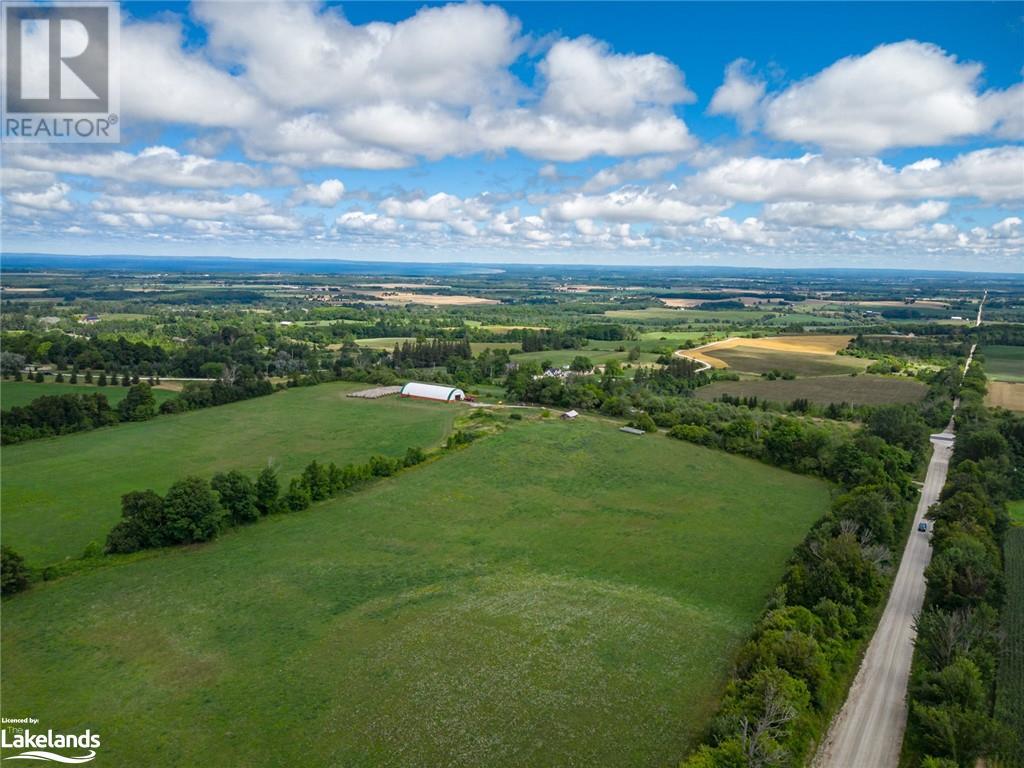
[1,382,457,564]
[1,380,179,411]
[0,418,829,767]
[511,347,660,367]
[696,374,927,407]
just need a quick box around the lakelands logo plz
[1,718,100,763]
[2,1,120,142]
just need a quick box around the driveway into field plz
[814,341,979,768]
[672,337,740,372]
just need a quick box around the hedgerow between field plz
[0,411,502,592]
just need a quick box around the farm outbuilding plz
[400,382,466,402]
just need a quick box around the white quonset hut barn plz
[399,382,466,402]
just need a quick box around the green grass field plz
[638,330,717,342]
[996,526,1024,766]
[1,381,179,410]
[709,345,867,377]
[1,418,829,767]
[1,382,456,564]
[606,307,762,322]
[983,345,1024,383]
[605,308,851,326]
[510,348,661,367]
[696,375,927,407]
[1009,500,1024,526]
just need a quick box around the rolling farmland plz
[1,383,457,564]
[982,346,1024,382]
[1,418,829,768]
[695,374,927,406]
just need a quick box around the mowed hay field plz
[1,380,179,410]
[1,382,457,564]
[984,345,1024,383]
[696,374,928,407]
[987,381,1024,412]
[1,419,829,768]
[687,336,866,376]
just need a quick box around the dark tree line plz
[105,449,429,555]
[2,377,274,445]
[2,392,119,444]
[391,338,472,368]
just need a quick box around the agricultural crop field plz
[0,380,179,410]
[1,383,457,564]
[0,417,829,767]
[692,339,868,377]
[696,374,927,407]
[354,336,418,349]
[986,382,1024,413]
[996,527,1024,766]
[2,257,1021,768]
[983,345,1024,382]
[606,307,851,326]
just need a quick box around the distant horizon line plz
[1,251,1022,278]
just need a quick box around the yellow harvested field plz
[685,335,854,368]
[661,298,703,308]
[373,292,498,305]
[661,297,786,309]
[986,381,1024,412]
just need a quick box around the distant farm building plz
[400,382,466,402]
[561,410,579,420]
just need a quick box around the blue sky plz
[2,1,1022,270]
